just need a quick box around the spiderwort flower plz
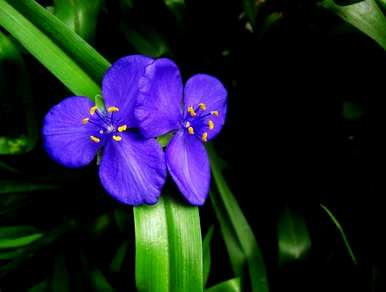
[135,59,227,205]
[43,55,166,205]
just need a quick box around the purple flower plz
[43,55,166,205]
[135,59,227,205]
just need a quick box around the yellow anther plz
[187,106,196,117]
[118,125,128,132]
[199,103,206,110]
[82,117,89,124]
[202,132,208,142]
[107,106,119,113]
[208,120,214,130]
[211,110,219,117]
[89,106,98,115]
[112,135,122,142]
[90,135,100,143]
[188,126,194,135]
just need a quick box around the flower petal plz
[135,58,183,138]
[184,74,227,140]
[166,131,210,205]
[102,55,153,126]
[99,133,166,205]
[43,97,101,167]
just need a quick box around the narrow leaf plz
[0,0,101,97]
[206,278,241,292]
[203,225,214,287]
[110,241,129,273]
[208,145,269,292]
[51,254,70,292]
[134,195,203,292]
[0,180,60,194]
[0,226,42,249]
[320,204,357,265]
[89,268,115,292]
[320,0,386,50]
[8,0,110,82]
[210,191,246,277]
[277,207,311,266]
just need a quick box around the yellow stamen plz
[202,132,208,142]
[90,135,100,143]
[211,110,219,117]
[89,106,97,115]
[82,117,89,124]
[107,106,119,113]
[187,106,196,117]
[199,103,206,110]
[188,126,194,135]
[118,125,128,132]
[112,135,122,142]
[208,120,214,130]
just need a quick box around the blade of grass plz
[0,0,100,97]
[203,225,214,287]
[134,195,203,292]
[8,0,110,82]
[320,203,357,265]
[206,278,241,292]
[208,144,268,292]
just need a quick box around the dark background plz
[1,0,386,291]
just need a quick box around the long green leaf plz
[134,195,203,292]
[320,204,357,265]
[51,254,70,292]
[0,180,60,194]
[0,0,100,97]
[277,207,311,266]
[203,225,214,287]
[206,278,241,292]
[208,145,268,292]
[210,191,246,277]
[0,226,42,249]
[320,0,386,50]
[8,0,109,83]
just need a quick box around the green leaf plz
[203,225,214,287]
[320,0,386,50]
[320,204,357,265]
[0,248,23,259]
[277,207,311,266]
[0,0,101,97]
[28,280,49,292]
[51,254,70,292]
[206,278,241,292]
[134,195,203,292]
[122,25,170,58]
[157,132,174,148]
[110,241,129,273]
[208,145,269,292]
[0,160,20,173]
[163,0,184,20]
[0,180,60,194]
[89,268,115,292]
[243,0,257,27]
[51,0,103,42]
[0,226,43,249]
[7,0,110,83]
[210,192,246,277]
[334,0,365,5]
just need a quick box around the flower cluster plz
[43,55,227,206]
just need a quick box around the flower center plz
[81,105,128,143]
[183,102,219,142]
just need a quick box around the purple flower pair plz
[43,55,227,206]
